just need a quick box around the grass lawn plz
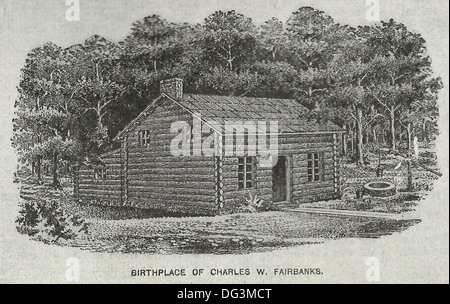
[18,183,420,254]
[300,193,422,214]
[60,201,419,255]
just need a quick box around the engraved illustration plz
[12,6,442,255]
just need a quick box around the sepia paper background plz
[0,0,448,284]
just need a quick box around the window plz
[238,157,255,189]
[94,168,107,180]
[139,130,151,146]
[307,153,323,182]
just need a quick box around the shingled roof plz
[114,93,344,140]
[180,94,343,133]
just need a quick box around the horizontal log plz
[79,184,121,191]
[223,158,238,165]
[128,167,215,176]
[137,112,191,124]
[129,180,214,188]
[222,171,238,179]
[128,185,215,196]
[292,170,334,177]
[225,189,272,200]
[222,164,239,171]
[78,171,121,177]
[293,172,335,180]
[222,184,271,192]
[127,198,215,211]
[293,160,334,168]
[128,192,214,203]
[79,163,121,170]
[293,181,334,192]
[127,145,173,154]
[128,174,214,183]
[79,189,121,197]
[127,161,214,170]
[78,178,121,184]
[128,156,214,165]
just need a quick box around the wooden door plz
[272,156,287,202]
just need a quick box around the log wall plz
[77,149,122,204]
[220,133,340,208]
[281,134,340,204]
[124,98,217,215]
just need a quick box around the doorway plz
[272,156,288,203]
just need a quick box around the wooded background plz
[12,7,442,187]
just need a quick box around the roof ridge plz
[184,93,298,102]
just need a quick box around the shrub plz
[16,200,88,243]
[235,193,274,213]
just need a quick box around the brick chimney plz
[160,78,183,100]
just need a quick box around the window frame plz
[238,157,256,190]
[307,152,324,182]
[94,167,107,180]
[138,130,151,146]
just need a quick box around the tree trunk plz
[422,118,428,142]
[343,124,348,156]
[356,107,364,165]
[372,127,378,146]
[390,108,396,151]
[52,153,61,189]
[228,60,233,71]
[36,156,43,183]
[350,126,355,155]
[407,122,413,192]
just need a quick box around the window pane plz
[246,181,253,188]
[238,158,244,165]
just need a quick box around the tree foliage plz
[13,7,442,182]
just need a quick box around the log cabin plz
[74,78,345,215]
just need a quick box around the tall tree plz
[13,42,82,187]
[365,19,435,151]
[285,7,336,110]
[202,10,256,71]
[328,27,382,165]
[71,36,127,150]
[14,43,64,183]
[257,17,287,62]
[124,15,177,72]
